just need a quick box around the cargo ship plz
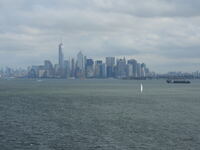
[166,79,191,84]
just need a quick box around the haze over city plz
[0,0,200,73]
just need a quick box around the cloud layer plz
[0,0,200,72]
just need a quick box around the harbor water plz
[0,79,200,150]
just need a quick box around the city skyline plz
[0,0,200,73]
[25,42,151,79]
[0,42,199,79]
[0,41,199,74]
[0,37,199,74]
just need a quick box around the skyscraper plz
[116,58,126,78]
[64,60,70,78]
[106,57,115,78]
[76,51,85,78]
[141,63,146,78]
[95,60,103,78]
[137,63,141,78]
[86,59,94,78]
[70,58,75,78]
[128,64,133,78]
[102,63,107,78]
[128,59,138,78]
[44,60,54,77]
[77,51,84,71]
[58,43,64,69]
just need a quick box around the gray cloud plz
[0,0,200,72]
[93,0,200,17]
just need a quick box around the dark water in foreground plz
[0,79,200,150]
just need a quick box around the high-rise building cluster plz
[0,43,199,79]
[28,43,152,79]
[0,67,27,78]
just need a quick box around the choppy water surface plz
[0,79,200,150]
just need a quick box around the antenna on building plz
[59,36,63,44]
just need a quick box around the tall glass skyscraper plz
[106,57,115,77]
[58,43,64,69]
[77,51,84,71]
[128,59,138,78]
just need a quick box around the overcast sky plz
[0,0,200,73]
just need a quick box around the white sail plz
[141,83,143,93]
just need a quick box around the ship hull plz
[166,80,191,84]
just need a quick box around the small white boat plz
[140,83,143,93]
